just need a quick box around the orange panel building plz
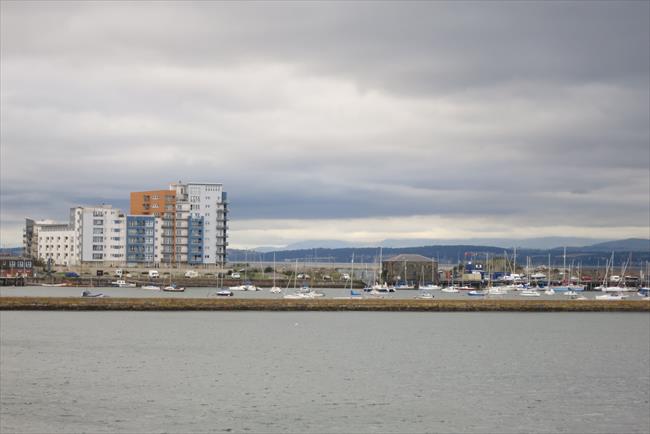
[130,190,177,263]
[130,190,175,217]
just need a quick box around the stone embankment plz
[1,297,648,312]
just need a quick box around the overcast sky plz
[1,1,649,248]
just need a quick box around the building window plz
[93,228,104,234]
[93,219,103,225]
[92,253,103,260]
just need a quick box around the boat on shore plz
[41,283,68,287]
[111,280,136,288]
[141,285,161,291]
[216,289,233,297]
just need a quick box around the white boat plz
[415,291,434,299]
[372,282,395,292]
[563,290,578,296]
[596,285,635,292]
[42,283,68,287]
[419,283,441,290]
[441,287,459,293]
[163,285,185,292]
[596,293,628,300]
[468,290,486,296]
[283,292,316,299]
[141,285,161,291]
[454,286,474,291]
[111,280,136,288]
[544,288,555,295]
[216,289,233,297]
[520,289,541,297]
[229,285,247,291]
[487,287,508,296]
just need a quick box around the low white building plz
[37,226,77,266]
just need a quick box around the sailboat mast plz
[351,252,355,290]
[563,247,567,285]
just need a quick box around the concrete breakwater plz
[1,297,648,312]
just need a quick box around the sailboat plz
[269,253,282,293]
[371,248,395,292]
[419,258,441,290]
[544,254,555,295]
[393,260,415,290]
[283,260,321,299]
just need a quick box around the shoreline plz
[1,297,648,312]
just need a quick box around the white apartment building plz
[71,205,126,263]
[170,182,228,266]
[37,226,78,266]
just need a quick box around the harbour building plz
[383,254,439,285]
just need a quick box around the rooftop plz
[384,254,436,263]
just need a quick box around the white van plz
[185,270,199,278]
[148,270,160,279]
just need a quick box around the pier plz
[1,297,647,312]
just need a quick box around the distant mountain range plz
[254,237,647,251]
[230,238,650,267]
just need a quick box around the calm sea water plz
[1,312,649,433]
[2,285,650,301]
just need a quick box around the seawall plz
[1,297,648,312]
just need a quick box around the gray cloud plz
[1,1,648,246]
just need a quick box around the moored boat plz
[163,284,185,292]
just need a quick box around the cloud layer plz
[1,2,649,248]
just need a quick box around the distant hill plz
[584,238,650,252]
[228,238,650,267]
[255,237,613,251]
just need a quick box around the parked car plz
[65,272,80,278]
[148,270,160,279]
[115,269,123,277]
[185,270,199,278]
[231,272,241,279]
